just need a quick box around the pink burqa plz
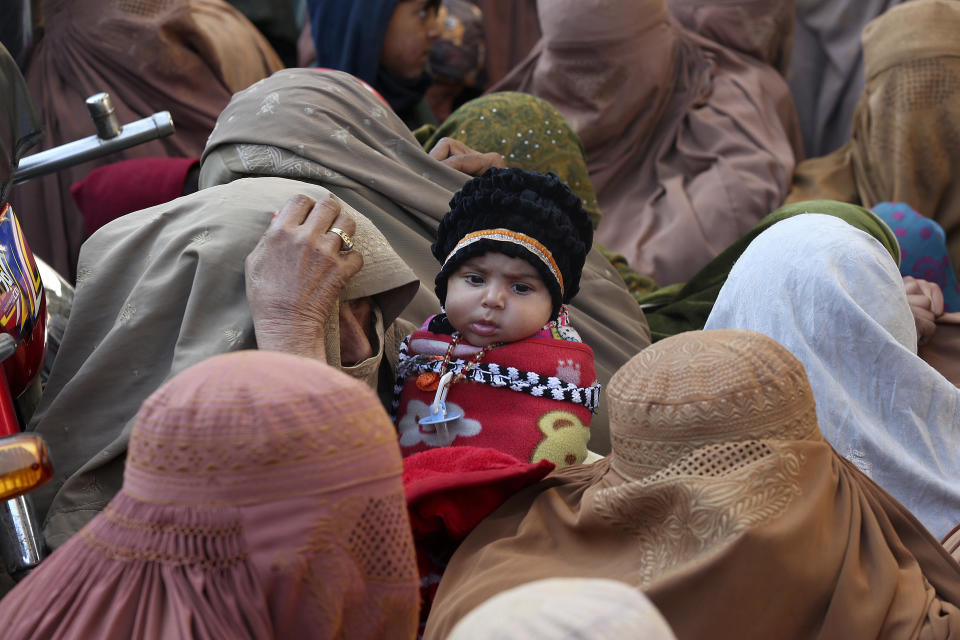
[494,0,802,285]
[11,0,282,280]
[0,351,420,640]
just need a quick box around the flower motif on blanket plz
[394,330,599,467]
[397,400,482,448]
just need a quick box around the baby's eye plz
[465,274,484,285]
[513,283,533,294]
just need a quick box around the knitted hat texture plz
[432,168,593,318]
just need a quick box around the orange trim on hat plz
[443,228,564,295]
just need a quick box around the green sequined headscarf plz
[419,92,602,229]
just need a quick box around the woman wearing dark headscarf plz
[11,0,283,281]
[306,0,441,129]
[494,0,802,286]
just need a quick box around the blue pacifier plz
[417,371,463,446]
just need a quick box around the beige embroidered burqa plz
[493,0,802,285]
[0,351,419,639]
[424,330,960,639]
[788,0,960,272]
[27,69,649,556]
[11,0,282,280]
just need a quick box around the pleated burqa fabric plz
[493,0,802,285]
[10,0,282,280]
[788,0,960,275]
[425,330,960,639]
[470,0,541,87]
[666,0,796,74]
[0,352,419,639]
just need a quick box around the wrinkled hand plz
[429,137,506,175]
[903,276,944,345]
[245,194,363,361]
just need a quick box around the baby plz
[393,168,599,467]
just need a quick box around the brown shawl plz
[788,0,960,271]
[493,0,801,285]
[11,0,282,280]
[425,330,960,639]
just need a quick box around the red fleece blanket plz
[404,446,556,539]
[395,330,598,467]
[403,446,555,633]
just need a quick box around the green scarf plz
[639,200,901,341]
[418,92,602,229]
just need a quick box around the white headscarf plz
[447,578,676,640]
[706,213,960,539]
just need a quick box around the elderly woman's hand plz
[245,194,363,361]
[429,137,506,175]
[903,276,945,345]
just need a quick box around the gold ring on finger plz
[328,227,355,252]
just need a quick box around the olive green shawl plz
[639,200,900,341]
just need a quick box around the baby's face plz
[445,252,553,347]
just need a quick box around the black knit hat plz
[432,168,594,319]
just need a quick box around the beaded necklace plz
[415,331,500,392]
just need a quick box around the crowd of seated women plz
[0,0,959,638]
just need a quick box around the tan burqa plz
[788,0,960,272]
[425,330,960,639]
[493,0,802,285]
[11,0,282,280]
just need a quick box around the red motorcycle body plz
[0,202,45,438]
